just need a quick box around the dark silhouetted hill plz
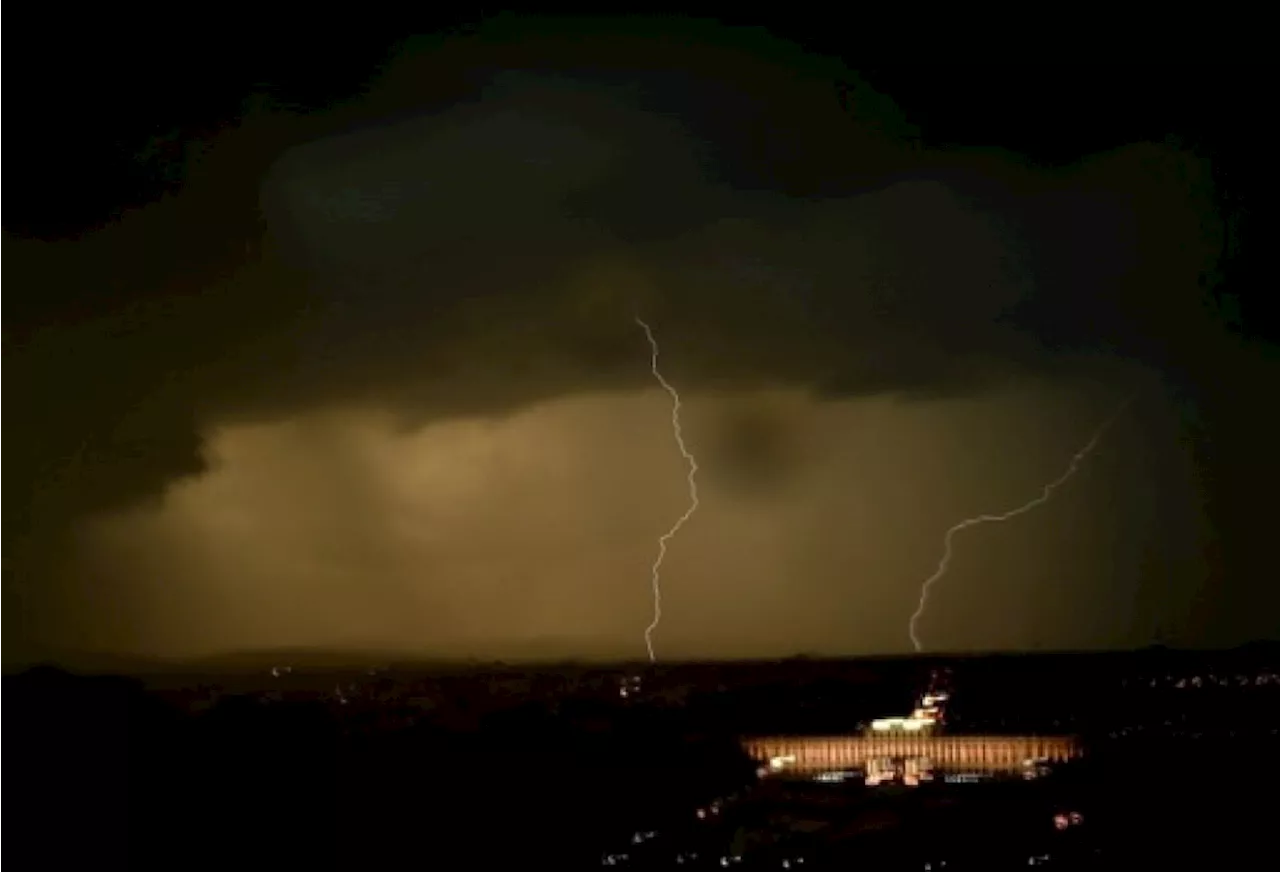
[5,665,758,870]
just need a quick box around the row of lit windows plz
[743,736,1079,771]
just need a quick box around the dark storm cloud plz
[711,408,797,495]
[702,395,815,497]
[3,19,1238,660]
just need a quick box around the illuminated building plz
[866,672,948,735]
[744,671,1081,784]
[744,733,1081,779]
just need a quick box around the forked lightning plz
[635,317,700,663]
[909,395,1135,651]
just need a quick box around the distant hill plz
[7,640,1278,680]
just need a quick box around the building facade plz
[742,733,1081,777]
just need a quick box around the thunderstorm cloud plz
[4,22,1264,663]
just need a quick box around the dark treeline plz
[936,645,1280,737]
[9,647,1280,869]
[7,667,756,870]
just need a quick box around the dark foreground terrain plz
[6,647,1280,870]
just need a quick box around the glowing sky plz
[35,380,1205,661]
[5,20,1274,664]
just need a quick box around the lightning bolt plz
[635,316,700,663]
[908,394,1136,652]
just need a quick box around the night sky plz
[4,17,1275,665]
